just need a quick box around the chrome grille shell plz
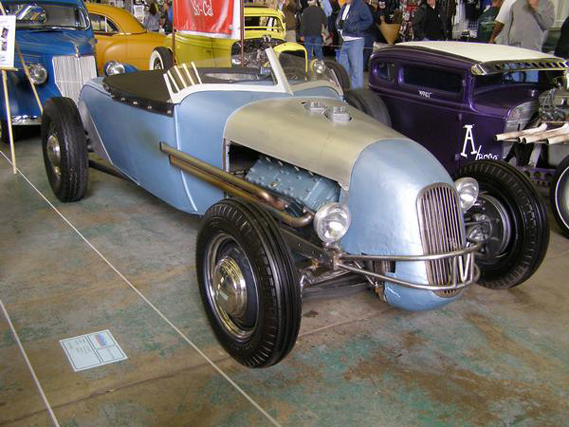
[417,183,467,287]
[52,55,97,103]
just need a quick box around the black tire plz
[41,98,88,202]
[455,160,549,289]
[196,199,301,368]
[344,88,392,127]
[324,59,351,90]
[149,47,173,70]
[550,155,569,237]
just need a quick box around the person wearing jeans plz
[336,0,373,88]
[300,0,328,60]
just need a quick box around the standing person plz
[555,15,569,58]
[363,0,378,70]
[300,0,328,60]
[160,1,172,34]
[477,0,502,43]
[336,0,373,89]
[282,0,299,42]
[488,0,515,44]
[143,2,160,32]
[412,0,447,41]
[501,0,554,51]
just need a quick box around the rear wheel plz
[324,59,350,90]
[41,98,88,202]
[344,88,392,127]
[455,160,549,289]
[550,155,569,237]
[149,47,174,70]
[196,199,301,368]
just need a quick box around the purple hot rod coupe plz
[41,51,547,367]
[347,41,569,239]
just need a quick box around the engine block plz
[540,86,569,123]
[246,156,340,212]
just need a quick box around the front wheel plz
[344,88,392,127]
[149,47,173,70]
[196,199,301,368]
[324,59,350,90]
[41,98,88,202]
[550,155,569,237]
[455,160,549,289]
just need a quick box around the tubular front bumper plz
[336,243,481,292]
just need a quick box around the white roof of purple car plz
[399,41,558,63]
[396,41,568,75]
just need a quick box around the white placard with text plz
[0,15,16,69]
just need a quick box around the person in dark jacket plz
[300,0,328,60]
[477,0,502,43]
[363,0,379,71]
[336,0,373,88]
[412,0,447,41]
[555,15,569,59]
[282,0,299,42]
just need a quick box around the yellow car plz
[87,3,165,73]
[149,5,307,70]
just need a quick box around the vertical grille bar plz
[417,183,465,287]
[52,56,97,103]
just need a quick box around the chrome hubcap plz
[205,233,257,339]
[468,194,511,259]
[212,256,247,318]
[46,134,61,179]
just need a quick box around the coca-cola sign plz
[174,0,242,38]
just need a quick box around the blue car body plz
[73,52,478,313]
[1,0,96,126]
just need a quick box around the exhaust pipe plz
[160,142,313,228]
[522,123,569,143]
[495,123,547,141]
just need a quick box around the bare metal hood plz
[224,97,404,189]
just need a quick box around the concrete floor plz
[1,136,569,426]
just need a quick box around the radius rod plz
[160,142,313,228]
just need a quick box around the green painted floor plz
[1,137,569,426]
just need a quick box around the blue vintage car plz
[41,51,543,367]
[1,0,97,141]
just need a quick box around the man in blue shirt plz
[336,0,373,88]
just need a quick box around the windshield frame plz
[164,48,343,104]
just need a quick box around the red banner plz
[174,0,241,38]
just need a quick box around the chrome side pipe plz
[495,123,547,141]
[160,142,313,228]
[496,123,569,144]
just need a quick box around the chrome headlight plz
[28,63,47,85]
[104,61,125,76]
[231,56,242,66]
[312,59,327,74]
[313,202,351,243]
[455,177,479,211]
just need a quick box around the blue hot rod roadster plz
[41,50,548,367]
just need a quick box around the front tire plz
[149,47,173,70]
[455,160,549,289]
[324,59,351,90]
[550,155,569,237]
[196,199,301,368]
[41,98,88,202]
[344,88,392,127]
